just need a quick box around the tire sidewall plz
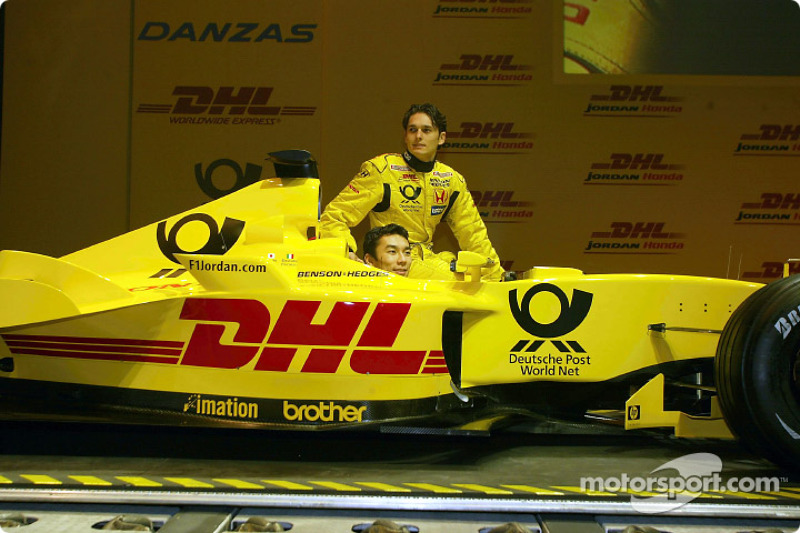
[723,278,800,468]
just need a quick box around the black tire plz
[715,274,800,472]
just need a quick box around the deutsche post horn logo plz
[400,185,422,201]
[509,283,593,338]
[157,213,245,264]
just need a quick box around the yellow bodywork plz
[0,177,763,435]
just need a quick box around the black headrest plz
[267,150,318,178]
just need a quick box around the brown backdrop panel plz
[0,0,131,256]
[1,0,799,281]
[129,0,323,229]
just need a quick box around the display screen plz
[564,0,800,75]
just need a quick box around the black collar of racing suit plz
[403,151,436,173]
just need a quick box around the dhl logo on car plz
[3,299,448,376]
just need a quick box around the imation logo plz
[137,21,316,43]
[735,125,800,156]
[585,222,686,254]
[433,0,533,18]
[735,193,800,225]
[137,86,316,125]
[434,54,532,85]
[471,190,533,223]
[584,86,683,116]
[742,261,800,280]
[585,153,684,185]
[440,122,534,153]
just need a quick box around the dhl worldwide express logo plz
[137,21,317,43]
[434,54,532,85]
[735,193,800,225]
[440,122,534,153]
[584,153,684,186]
[742,261,800,281]
[735,125,800,156]
[584,86,683,117]
[432,0,533,18]
[471,190,533,223]
[137,86,316,125]
[584,222,686,254]
[508,284,593,377]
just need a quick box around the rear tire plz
[715,275,800,472]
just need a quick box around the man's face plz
[366,234,411,276]
[404,112,446,162]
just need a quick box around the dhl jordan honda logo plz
[178,298,446,375]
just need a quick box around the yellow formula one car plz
[0,151,797,471]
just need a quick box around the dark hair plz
[402,103,447,133]
[363,223,409,259]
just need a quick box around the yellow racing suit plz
[320,152,503,280]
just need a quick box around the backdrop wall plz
[2,0,799,282]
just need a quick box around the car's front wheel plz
[715,274,800,472]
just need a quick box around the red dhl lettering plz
[590,85,682,103]
[741,193,800,210]
[129,283,193,292]
[471,190,532,208]
[172,86,279,115]
[448,122,532,139]
[591,153,673,171]
[440,54,528,71]
[136,86,316,117]
[591,222,684,240]
[177,299,440,375]
[741,125,800,142]
[743,261,800,279]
